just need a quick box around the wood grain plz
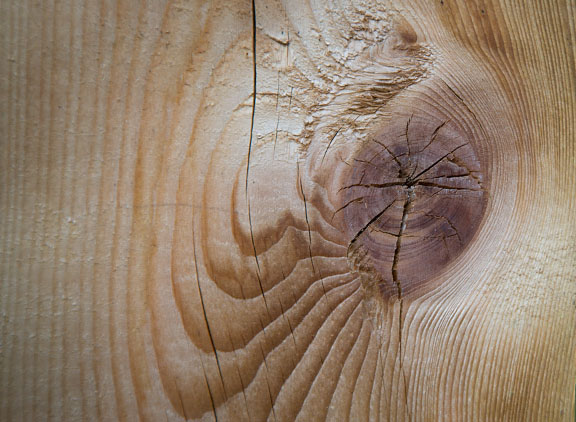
[0,0,575,421]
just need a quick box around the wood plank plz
[0,0,574,420]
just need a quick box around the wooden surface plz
[1,0,575,420]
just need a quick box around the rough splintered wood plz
[0,0,575,421]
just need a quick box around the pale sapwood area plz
[0,0,575,421]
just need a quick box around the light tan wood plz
[1,0,575,420]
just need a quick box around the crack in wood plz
[343,114,485,301]
[193,226,227,412]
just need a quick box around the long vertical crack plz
[244,0,269,306]
[340,115,484,420]
[193,226,227,411]
[392,186,414,420]
[246,4,277,419]
[298,162,328,300]
[391,187,413,295]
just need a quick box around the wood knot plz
[392,15,418,47]
[337,111,487,299]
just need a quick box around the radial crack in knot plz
[339,113,487,299]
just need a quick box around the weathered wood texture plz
[1,0,575,420]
